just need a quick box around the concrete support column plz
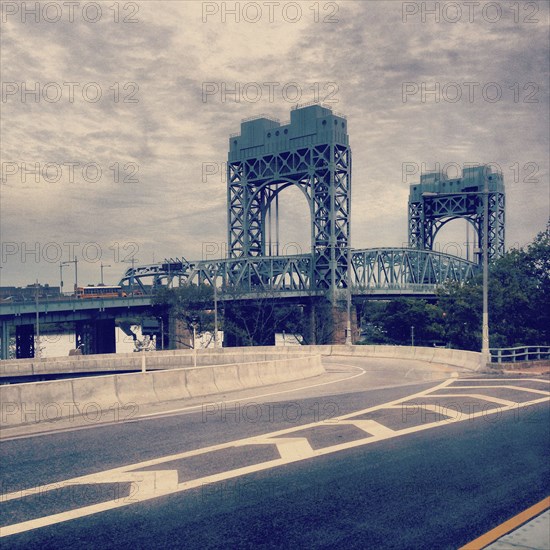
[1,322,11,360]
[304,300,317,345]
[168,313,193,350]
[75,319,116,355]
[16,324,35,359]
[305,297,359,345]
[76,321,95,355]
[155,315,169,350]
[96,319,116,354]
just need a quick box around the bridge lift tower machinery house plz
[226,103,352,344]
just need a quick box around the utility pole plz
[345,245,352,345]
[62,257,78,294]
[214,280,219,348]
[35,279,41,358]
[59,262,65,295]
[192,323,197,367]
[481,171,491,366]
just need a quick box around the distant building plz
[0,284,61,302]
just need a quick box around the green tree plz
[152,284,214,348]
[378,298,445,346]
[439,228,550,350]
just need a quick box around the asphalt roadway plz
[1,356,549,549]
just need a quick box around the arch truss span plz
[119,248,478,299]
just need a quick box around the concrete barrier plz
[16,379,74,426]
[185,367,220,397]
[115,372,158,406]
[1,384,22,427]
[71,375,119,412]
[257,360,284,386]
[152,369,190,401]
[0,351,325,428]
[237,362,263,388]
[0,348,317,378]
[327,345,482,371]
[213,364,243,393]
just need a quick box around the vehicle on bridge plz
[75,285,127,299]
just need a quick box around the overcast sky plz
[1,0,548,288]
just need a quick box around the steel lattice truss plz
[408,167,505,261]
[228,143,351,293]
[119,248,477,299]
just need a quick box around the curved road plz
[1,356,548,549]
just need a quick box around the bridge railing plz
[490,346,550,363]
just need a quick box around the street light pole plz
[214,280,219,348]
[192,324,197,367]
[35,279,40,359]
[481,172,491,366]
[59,262,65,294]
[61,257,78,295]
[345,245,352,345]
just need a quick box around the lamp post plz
[59,262,65,295]
[345,245,352,345]
[100,263,111,285]
[35,279,41,359]
[159,316,164,350]
[213,280,219,348]
[481,172,491,366]
[188,315,199,367]
[62,257,78,294]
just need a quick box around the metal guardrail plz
[490,346,550,363]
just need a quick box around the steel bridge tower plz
[227,104,351,296]
[408,165,505,263]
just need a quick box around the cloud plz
[1,0,548,286]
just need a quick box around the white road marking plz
[2,377,548,538]
[458,378,550,383]
[424,393,519,407]
[262,437,314,461]
[441,385,550,396]
[346,419,396,437]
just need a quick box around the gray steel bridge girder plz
[118,248,478,299]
